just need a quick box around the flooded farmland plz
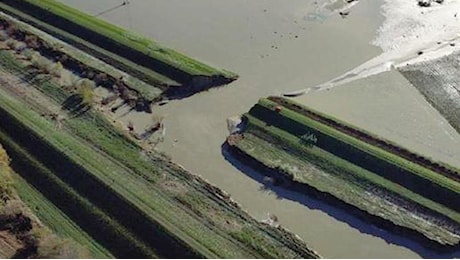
[60,0,460,258]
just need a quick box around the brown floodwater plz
[59,0,460,258]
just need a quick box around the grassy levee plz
[11,173,113,259]
[248,98,460,211]
[0,94,207,258]
[0,130,157,258]
[0,56,319,258]
[0,0,179,89]
[0,0,238,86]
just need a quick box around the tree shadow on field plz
[61,94,90,117]
[221,142,460,258]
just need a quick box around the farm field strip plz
[399,54,460,135]
[0,129,159,258]
[0,87,235,259]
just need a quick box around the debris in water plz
[339,11,350,18]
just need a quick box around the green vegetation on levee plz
[0,123,160,258]
[232,97,460,246]
[0,1,180,88]
[3,0,237,80]
[269,96,460,179]
[0,144,92,258]
[11,173,113,258]
[0,49,318,258]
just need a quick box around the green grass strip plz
[11,173,113,259]
[0,129,158,258]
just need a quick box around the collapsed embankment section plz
[227,97,460,248]
[0,0,238,98]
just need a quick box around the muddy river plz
[59,0,460,258]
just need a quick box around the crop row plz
[11,173,113,258]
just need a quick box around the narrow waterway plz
[59,0,460,258]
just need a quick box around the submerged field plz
[228,97,460,248]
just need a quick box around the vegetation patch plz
[0,144,89,258]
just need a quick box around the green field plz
[231,97,460,246]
